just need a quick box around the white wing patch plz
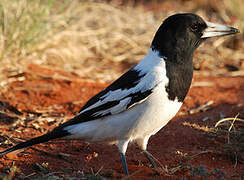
[93,97,131,117]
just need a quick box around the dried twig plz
[189,101,214,114]
[30,147,72,163]
[215,114,244,129]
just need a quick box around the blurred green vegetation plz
[0,0,58,60]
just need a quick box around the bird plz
[0,13,239,175]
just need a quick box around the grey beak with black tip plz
[202,21,240,38]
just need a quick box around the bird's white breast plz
[129,82,182,140]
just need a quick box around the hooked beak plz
[201,21,240,38]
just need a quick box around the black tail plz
[0,129,70,156]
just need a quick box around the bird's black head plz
[151,13,207,62]
[151,13,239,63]
[151,13,239,102]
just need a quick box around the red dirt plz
[0,63,244,179]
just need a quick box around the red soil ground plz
[0,64,243,179]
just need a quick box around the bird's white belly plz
[128,83,182,139]
[65,83,182,143]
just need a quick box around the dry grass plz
[183,121,216,133]
[0,0,243,85]
[214,114,244,164]
[183,114,244,165]
[0,0,159,82]
[0,0,56,60]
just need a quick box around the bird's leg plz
[118,139,130,175]
[120,152,129,175]
[143,150,158,168]
[136,137,160,169]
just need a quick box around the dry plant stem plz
[215,114,243,128]
[94,166,104,176]
[228,113,239,131]
[189,101,214,114]
[189,150,211,159]
[30,147,72,163]
[23,172,36,179]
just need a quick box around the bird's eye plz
[191,24,198,32]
